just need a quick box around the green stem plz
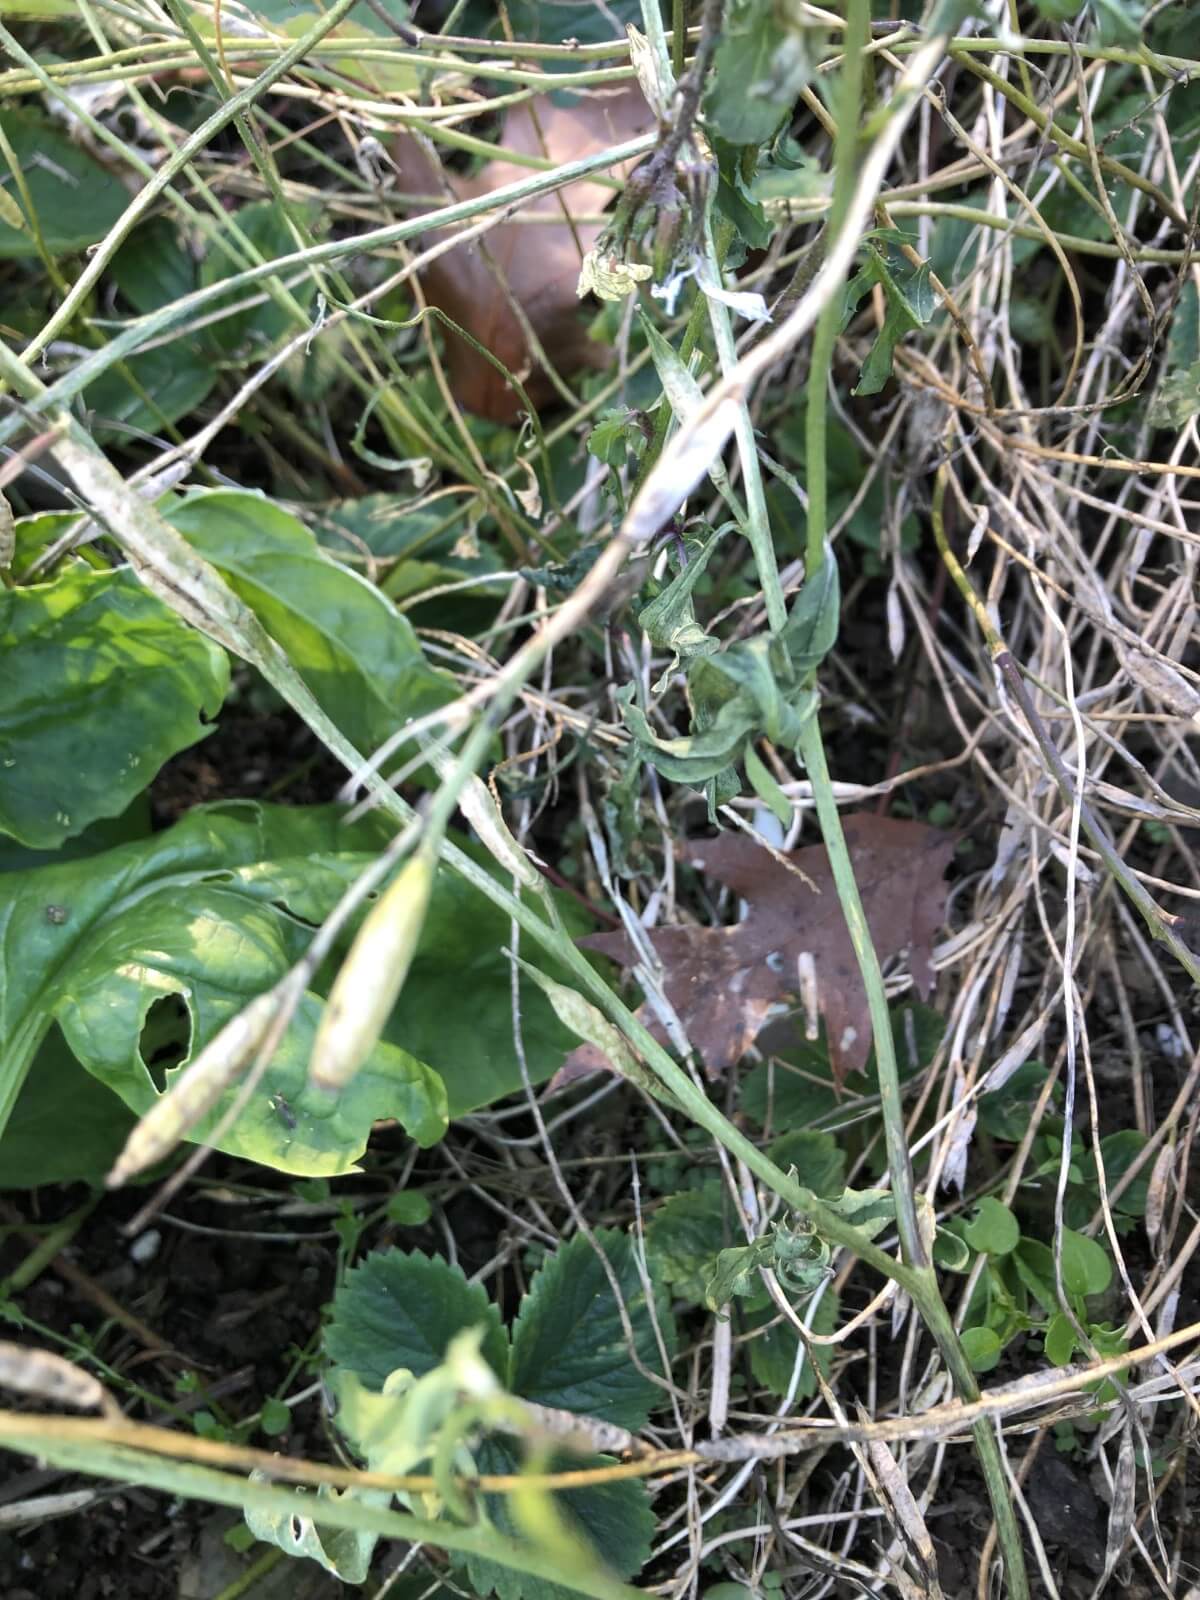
[803,0,866,577]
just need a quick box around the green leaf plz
[1043,1312,1076,1366]
[783,551,840,674]
[960,1325,1002,1374]
[0,1026,136,1189]
[325,1248,510,1389]
[744,743,791,829]
[386,1190,433,1226]
[166,489,453,756]
[0,564,229,848]
[259,1398,292,1436]
[0,111,129,258]
[1060,1229,1112,1299]
[645,1182,728,1304]
[0,802,448,1174]
[742,1286,839,1398]
[83,343,219,440]
[637,526,726,674]
[586,410,647,470]
[713,139,772,250]
[704,0,822,147]
[465,1436,655,1600]
[842,238,935,396]
[509,1230,674,1429]
[962,1197,1020,1258]
[244,1479,381,1582]
[931,1228,970,1271]
[111,218,198,315]
[705,1237,776,1308]
[766,1130,845,1198]
[196,201,319,357]
[1092,0,1144,44]
[1148,359,1200,430]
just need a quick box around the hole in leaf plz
[138,994,191,1093]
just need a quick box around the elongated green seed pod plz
[308,850,434,1093]
[107,988,279,1188]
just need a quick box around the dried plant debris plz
[391,88,653,421]
[562,816,956,1085]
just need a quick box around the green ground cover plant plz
[1,0,1199,1596]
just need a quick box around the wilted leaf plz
[391,89,653,421]
[571,815,956,1080]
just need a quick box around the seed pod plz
[0,1340,118,1417]
[107,988,280,1188]
[428,750,539,890]
[309,850,434,1093]
[514,956,677,1107]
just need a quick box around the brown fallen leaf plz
[392,88,654,422]
[561,815,956,1085]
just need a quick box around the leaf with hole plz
[0,802,448,1176]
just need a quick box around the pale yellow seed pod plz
[0,1340,119,1417]
[308,851,434,1093]
[428,750,539,890]
[107,988,280,1188]
[516,958,676,1106]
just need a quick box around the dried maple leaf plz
[563,816,956,1086]
[392,88,653,422]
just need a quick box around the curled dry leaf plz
[392,88,654,422]
[559,815,955,1086]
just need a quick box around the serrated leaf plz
[766,1130,845,1198]
[465,1436,655,1600]
[705,1236,776,1308]
[645,1182,728,1304]
[842,240,935,396]
[743,1285,839,1398]
[0,564,228,848]
[704,0,823,147]
[0,802,448,1175]
[325,1249,510,1390]
[509,1230,674,1429]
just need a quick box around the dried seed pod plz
[0,1340,118,1417]
[428,751,540,890]
[107,988,280,1187]
[308,850,434,1093]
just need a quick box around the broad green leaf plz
[111,218,198,315]
[381,840,591,1116]
[83,343,218,439]
[1012,1238,1058,1314]
[196,201,318,357]
[465,1436,655,1600]
[962,1197,1020,1258]
[508,1230,674,1429]
[931,1227,971,1271]
[325,1249,510,1389]
[961,1325,1002,1374]
[704,0,822,147]
[244,1477,383,1582]
[0,802,448,1173]
[0,111,129,258]
[645,1182,728,1304]
[619,689,756,785]
[587,410,647,470]
[742,1285,839,1398]
[166,490,453,757]
[1060,1229,1112,1298]
[0,564,229,848]
[1043,1312,1076,1366]
[1092,0,1144,44]
[0,1026,136,1189]
[713,138,772,250]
